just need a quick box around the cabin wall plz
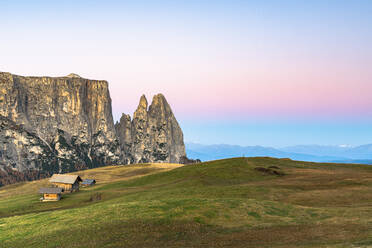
[72,182,79,190]
[53,183,67,190]
[52,183,72,191]
[43,193,60,201]
[51,182,79,192]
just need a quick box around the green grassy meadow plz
[1,157,372,247]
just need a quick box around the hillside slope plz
[1,158,372,247]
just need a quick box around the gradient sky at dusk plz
[1,0,372,147]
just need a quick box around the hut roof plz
[39,187,63,194]
[49,174,82,184]
[82,179,96,185]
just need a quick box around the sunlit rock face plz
[0,72,186,185]
[0,72,121,184]
[115,94,186,164]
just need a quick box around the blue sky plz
[1,0,372,147]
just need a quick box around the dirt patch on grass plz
[254,167,285,176]
[88,193,102,202]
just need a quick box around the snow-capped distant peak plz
[338,144,353,148]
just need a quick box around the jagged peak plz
[120,113,131,122]
[152,93,167,104]
[149,93,172,112]
[133,94,148,119]
[137,94,148,110]
[66,73,82,78]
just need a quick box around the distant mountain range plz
[186,143,372,164]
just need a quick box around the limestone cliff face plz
[115,113,133,164]
[115,94,186,164]
[0,72,121,184]
[0,72,187,186]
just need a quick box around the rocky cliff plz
[115,94,186,164]
[0,72,186,186]
[0,72,122,185]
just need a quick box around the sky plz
[1,0,372,147]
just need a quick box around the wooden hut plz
[49,174,82,192]
[39,187,63,201]
[81,179,96,187]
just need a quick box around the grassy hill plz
[1,157,372,247]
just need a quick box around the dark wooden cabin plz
[39,187,63,201]
[49,174,82,192]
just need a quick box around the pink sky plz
[1,0,372,146]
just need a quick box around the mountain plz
[280,145,351,157]
[281,144,372,160]
[347,144,372,159]
[328,159,372,165]
[0,72,122,184]
[115,94,186,164]
[0,72,185,186]
[186,143,347,162]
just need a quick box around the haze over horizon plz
[1,0,371,147]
